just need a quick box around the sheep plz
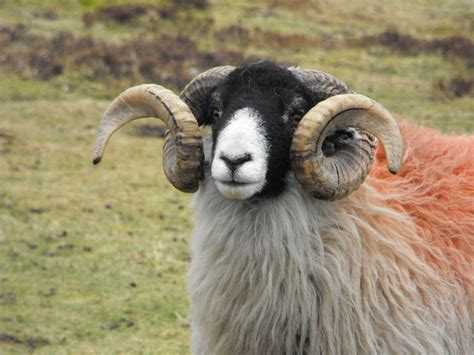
[92,61,473,354]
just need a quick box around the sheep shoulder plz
[368,121,474,301]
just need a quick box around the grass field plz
[0,0,472,353]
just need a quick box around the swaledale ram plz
[92,61,473,354]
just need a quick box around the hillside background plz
[0,0,472,353]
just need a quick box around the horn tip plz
[93,156,102,165]
[388,166,399,174]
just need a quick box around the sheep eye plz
[211,108,221,120]
[291,113,303,123]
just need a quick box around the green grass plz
[0,0,472,353]
[1,100,192,353]
[0,99,191,353]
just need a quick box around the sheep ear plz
[180,66,235,125]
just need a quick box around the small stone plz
[22,241,38,249]
[41,288,56,297]
[102,322,120,330]
[57,242,74,250]
[43,249,59,257]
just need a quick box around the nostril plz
[220,153,252,171]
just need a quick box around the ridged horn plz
[92,84,203,192]
[291,68,352,99]
[291,94,404,200]
[180,66,235,125]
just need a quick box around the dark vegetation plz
[0,24,250,89]
[1,2,249,90]
[356,30,474,99]
[171,0,209,10]
[0,332,50,351]
[215,25,474,69]
[2,3,471,99]
[214,25,473,98]
[83,1,208,25]
[358,30,474,67]
[83,4,156,25]
[83,2,208,25]
[438,75,473,98]
[215,25,335,50]
[0,131,15,154]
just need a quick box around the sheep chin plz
[214,180,265,200]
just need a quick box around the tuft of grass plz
[0,0,472,353]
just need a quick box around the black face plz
[205,61,318,198]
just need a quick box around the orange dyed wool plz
[368,122,473,299]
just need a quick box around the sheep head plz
[92,61,404,200]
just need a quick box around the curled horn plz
[180,65,235,125]
[291,93,404,200]
[291,68,352,99]
[92,84,203,192]
[92,67,234,192]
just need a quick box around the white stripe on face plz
[211,107,269,200]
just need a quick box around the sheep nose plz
[220,153,252,171]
